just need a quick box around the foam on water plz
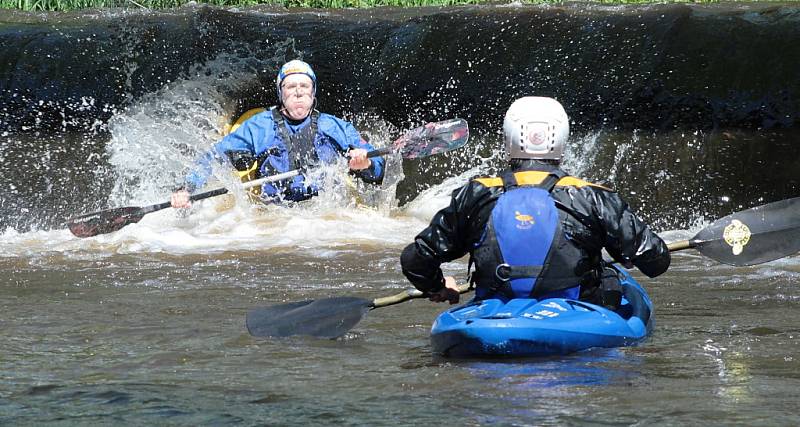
[0,194,434,258]
[2,44,797,274]
[0,42,434,257]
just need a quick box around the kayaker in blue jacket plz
[171,59,385,207]
[401,96,670,308]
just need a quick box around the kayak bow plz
[430,265,653,358]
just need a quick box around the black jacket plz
[400,162,671,294]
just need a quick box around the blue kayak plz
[430,265,654,358]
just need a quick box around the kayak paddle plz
[667,196,800,266]
[247,196,800,339]
[66,118,470,238]
[246,283,472,338]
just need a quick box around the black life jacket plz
[226,108,321,199]
[271,107,320,171]
[470,169,588,300]
[225,108,321,177]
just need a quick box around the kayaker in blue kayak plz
[171,59,385,208]
[401,96,670,308]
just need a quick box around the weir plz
[0,3,798,232]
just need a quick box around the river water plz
[2,148,800,424]
[2,214,800,424]
[3,87,800,426]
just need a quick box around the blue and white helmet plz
[276,59,317,100]
[503,97,569,161]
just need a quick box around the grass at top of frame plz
[0,0,788,13]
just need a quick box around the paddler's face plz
[280,74,314,120]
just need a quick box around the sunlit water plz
[3,215,800,424]
[3,161,800,424]
[2,30,800,426]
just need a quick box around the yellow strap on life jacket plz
[222,107,268,198]
[237,160,260,183]
[223,107,267,136]
[474,170,610,191]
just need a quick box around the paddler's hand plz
[171,189,191,209]
[347,148,371,171]
[428,276,460,305]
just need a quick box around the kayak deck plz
[430,267,653,358]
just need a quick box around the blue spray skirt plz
[430,266,654,358]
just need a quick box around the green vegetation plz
[0,0,491,11]
[3,0,785,12]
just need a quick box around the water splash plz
[103,44,294,206]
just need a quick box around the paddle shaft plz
[133,149,389,217]
[667,240,694,252]
[372,283,472,309]
[240,148,388,190]
[247,195,800,338]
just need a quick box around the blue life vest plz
[265,108,324,201]
[184,106,384,201]
[471,170,583,301]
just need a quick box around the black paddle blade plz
[392,118,469,159]
[246,297,372,339]
[66,207,146,238]
[693,197,800,266]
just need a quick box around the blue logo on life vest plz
[492,187,558,297]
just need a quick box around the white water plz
[2,47,797,280]
[0,49,486,259]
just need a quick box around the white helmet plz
[503,96,569,161]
